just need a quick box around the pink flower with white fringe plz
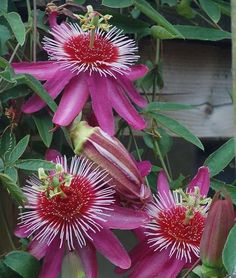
[122,167,211,278]
[15,156,148,278]
[12,13,148,135]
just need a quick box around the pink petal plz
[14,225,31,238]
[89,228,131,269]
[53,75,89,126]
[128,248,170,278]
[12,61,61,80]
[115,239,150,274]
[125,65,149,81]
[28,239,48,260]
[108,78,146,130]
[187,166,210,197]
[45,149,62,162]
[116,75,147,108]
[158,257,186,278]
[48,11,58,29]
[86,73,115,135]
[133,227,146,241]
[101,205,149,230]
[157,170,175,207]
[22,71,74,113]
[38,237,64,278]
[76,241,98,278]
[136,161,152,177]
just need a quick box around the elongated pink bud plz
[200,192,234,268]
[70,121,152,205]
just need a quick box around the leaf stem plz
[9,43,21,63]
[153,139,171,182]
[33,0,37,62]
[129,128,150,187]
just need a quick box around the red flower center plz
[157,206,205,247]
[38,176,95,222]
[63,34,119,69]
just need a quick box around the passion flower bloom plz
[15,156,148,278]
[12,14,148,135]
[70,121,152,205]
[122,167,211,278]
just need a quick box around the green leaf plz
[0,25,11,56]
[0,158,4,172]
[0,173,26,204]
[204,138,234,177]
[151,25,176,39]
[153,113,204,150]
[174,25,231,41]
[0,129,16,158]
[4,251,40,278]
[8,135,30,164]
[144,102,194,112]
[134,0,183,37]
[214,0,230,16]
[161,0,177,7]
[0,84,30,103]
[199,0,221,23]
[73,0,86,3]
[33,115,53,148]
[5,167,18,183]
[102,0,134,8]
[5,12,26,46]
[211,179,236,204]
[15,159,55,171]
[223,225,236,275]
[143,128,173,156]
[109,12,149,33]
[15,74,57,112]
[0,57,9,68]
[0,0,8,12]
[0,261,20,278]
[176,0,196,19]
[0,67,16,83]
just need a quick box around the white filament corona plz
[18,156,115,250]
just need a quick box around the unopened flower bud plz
[200,192,234,269]
[70,121,152,205]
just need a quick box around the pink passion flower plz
[121,167,211,278]
[12,19,148,135]
[15,156,148,278]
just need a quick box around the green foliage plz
[211,179,236,204]
[0,173,26,205]
[15,159,55,171]
[133,0,183,38]
[33,115,53,148]
[0,25,11,55]
[198,0,221,23]
[204,138,234,177]
[8,135,30,164]
[151,113,204,150]
[3,251,40,278]
[223,225,236,275]
[144,102,194,112]
[4,12,26,46]
[175,25,231,41]
[102,0,134,8]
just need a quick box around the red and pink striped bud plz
[200,192,234,269]
[70,121,152,205]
